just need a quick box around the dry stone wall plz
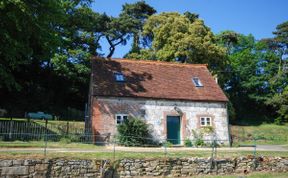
[0,156,287,177]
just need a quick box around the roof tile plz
[92,57,228,102]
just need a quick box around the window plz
[192,77,203,87]
[115,114,128,124]
[114,72,125,82]
[200,117,211,126]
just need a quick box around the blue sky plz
[92,0,288,57]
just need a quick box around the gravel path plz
[0,145,287,153]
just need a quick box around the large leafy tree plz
[0,0,102,117]
[50,3,110,115]
[221,34,269,119]
[0,0,65,91]
[127,12,226,72]
[263,21,288,123]
[217,26,288,122]
[0,0,66,116]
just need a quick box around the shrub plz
[163,141,173,147]
[194,138,205,147]
[184,138,193,147]
[117,117,152,146]
[60,137,71,144]
[192,129,205,147]
[274,117,283,125]
[200,126,215,134]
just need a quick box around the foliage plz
[0,0,65,90]
[194,138,205,147]
[184,138,193,147]
[163,141,173,147]
[200,126,215,134]
[0,0,97,117]
[192,129,205,147]
[121,1,156,54]
[117,117,152,146]
[127,12,227,73]
[266,86,288,124]
[217,28,288,121]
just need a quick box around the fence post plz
[113,139,116,161]
[66,122,69,135]
[164,140,167,158]
[44,119,48,156]
[9,118,13,140]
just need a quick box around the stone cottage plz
[88,57,230,145]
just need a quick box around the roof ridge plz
[92,57,208,68]
[113,58,208,67]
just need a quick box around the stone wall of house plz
[0,157,288,177]
[92,97,230,145]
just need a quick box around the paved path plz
[0,145,287,153]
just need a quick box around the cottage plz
[88,57,230,145]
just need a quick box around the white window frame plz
[115,114,128,124]
[200,117,211,126]
[192,77,203,87]
[114,72,125,82]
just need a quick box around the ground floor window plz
[200,117,211,126]
[115,114,128,124]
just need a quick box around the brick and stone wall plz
[0,157,287,177]
[91,97,229,145]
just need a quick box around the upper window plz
[200,117,211,126]
[114,72,125,82]
[192,77,203,87]
[115,114,128,124]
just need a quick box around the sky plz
[92,0,288,58]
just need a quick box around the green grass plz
[0,147,288,159]
[231,123,288,145]
[0,140,104,149]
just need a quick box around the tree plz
[0,0,65,91]
[121,1,156,54]
[0,0,102,117]
[266,86,288,124]
[49,1,110,116]
[216,31,239,55]
[263,21,288,123]
[0,0,67,116]
[127,12,226,73]
[217,27,288,122]
[105,1,156,58]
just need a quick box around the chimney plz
[213,74,218,84]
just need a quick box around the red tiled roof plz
[91,57,228,102]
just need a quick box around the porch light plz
[174,106,183,116]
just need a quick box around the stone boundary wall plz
[0,156,287,177]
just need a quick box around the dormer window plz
[114,72,125,82]
[192,77,203,87]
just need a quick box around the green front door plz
[167,116,181,144]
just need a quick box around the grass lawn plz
[0,140,103,149]
[231,123,288,145]
[0,147,288,159]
